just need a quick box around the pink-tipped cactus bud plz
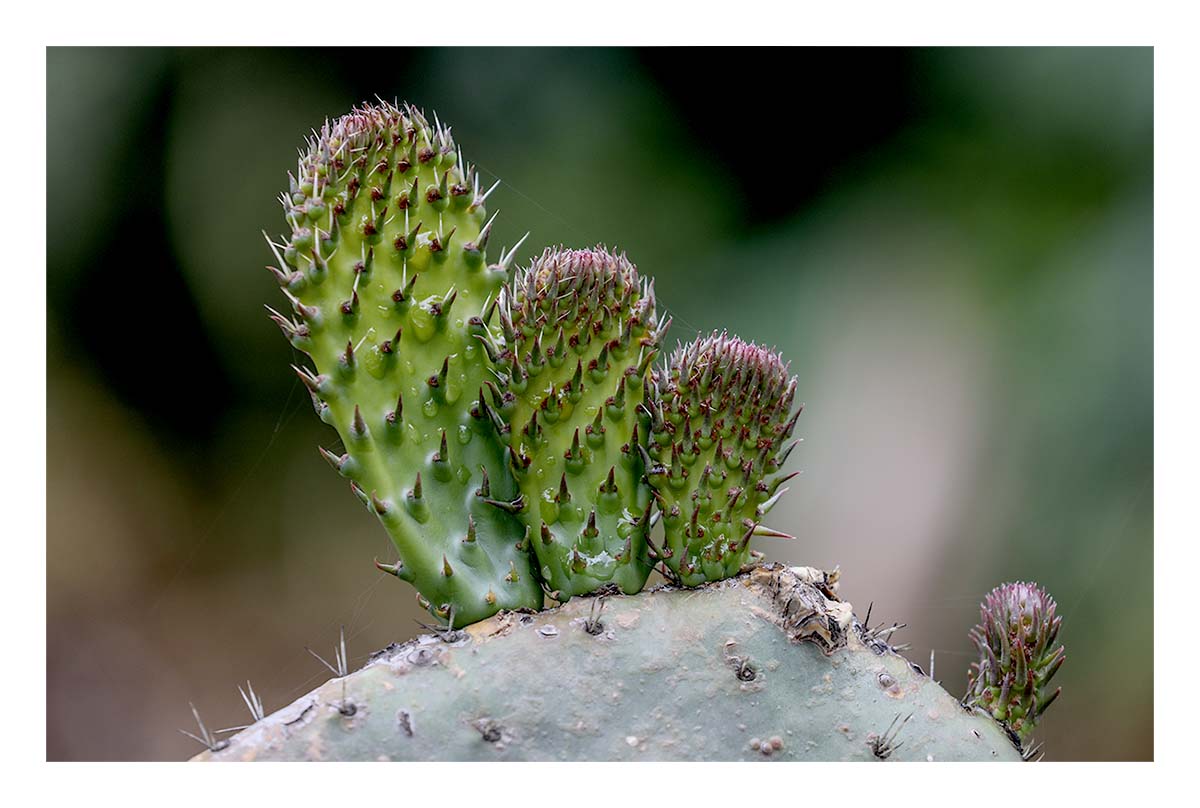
[496,246,666,599]
[645,331,801,586]
[965,581,1065,745]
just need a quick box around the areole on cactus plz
[245,99,1068,762]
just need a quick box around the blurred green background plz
[46,47,1152,761]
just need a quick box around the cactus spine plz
[495,248,665,598]
[645,332,801,586]
[267,102,542,624]
[965,582,1066,745]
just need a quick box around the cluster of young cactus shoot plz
[265,101,1063,746]
[266,100,799,624]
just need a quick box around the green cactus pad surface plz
[965,582,1065,744]
[267,102,543,625]
[645,332,802,586]
[193,565,1023,762]
[493,247,664,599]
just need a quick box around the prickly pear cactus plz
[493,247,664,599]
[266,102,542,625]
[964,582,1066,744]
[192,565,1026,762]
[645,332,801,586]
[237,101,1068,763]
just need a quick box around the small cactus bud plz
[965,582,1065,746]
[647,331,801,587]
[495,246,666,599]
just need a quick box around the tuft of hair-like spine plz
[644,331,801,586]
[266,101,543,625]
[490,247,666,598]
[964,582,1065,745]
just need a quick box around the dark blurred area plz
[46,47,1152,761]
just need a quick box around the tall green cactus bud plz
[964,582,1065,745]
[266,101,542,625]
[645,331,801,586]
[493,247,665,598]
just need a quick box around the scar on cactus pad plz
[258,100,1065,759]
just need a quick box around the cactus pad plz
[493,247,665,598]
[267,102,543,625]
[645,331,801,586]
[194,565,1024,762]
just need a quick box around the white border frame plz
[6,0,1193,800]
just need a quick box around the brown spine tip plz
[318,446,346,473]
[351,404,368,439]
[601,466,618,495]
[571,549,587,574]
[371,491,389,515]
